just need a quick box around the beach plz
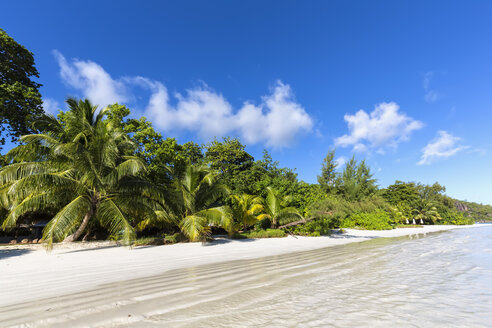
[0,225,480,308]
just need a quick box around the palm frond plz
[2,192,50,230]
[180,214,208,241]
[197,206,234,233]
[115,157,146,179]
[97,199,136,245]
[276,207,303,225]
[43,195,91,249]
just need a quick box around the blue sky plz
[2,1,492,204]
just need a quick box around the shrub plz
[234,229,286,239]
[255,217,272,230]
[308,195,392,226]
[287,219,334,236]
[439,212,475,225]
[133,237,163,246]
[230,232,248,239]
[164,232,188,244]
[342,210,393,230]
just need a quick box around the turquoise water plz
[2,226,491,327]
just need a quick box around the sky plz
[2,1,492,204]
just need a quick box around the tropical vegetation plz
[0,28,488,247]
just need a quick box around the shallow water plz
[2,226,491,327]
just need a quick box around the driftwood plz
[278,211,334,229]
[285,230,298,239]
[278,217,314,229]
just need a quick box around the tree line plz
[0,28,488,246]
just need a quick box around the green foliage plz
[0,99,155,247]
[205,137,254,195]
[287,219,334,236]
[291,182,328,217]
[412,199,441,224]
[235,229,286,239]
[0,98,166,248]
[205,137,254,173]
[133,237,163,246]
[255,217,271,230]
[381,180,482,225]
[439,211,474,225]
[297,192,386,229]
[461,201,492,222]
[387,203,413,224]
[169,163,233,241]
[164,232,188,244]
[309,194,390,222]
[209,148,302,208]
[416,182,446,201]
[261,187,303,227]
[104,104,205,185]
[317,149,337,193]
[381,181,420,208]
[336,156,377,201]
[230,193,264,231]
[0,28,43,148]
[0,87,483,244]
[342,210,393,230]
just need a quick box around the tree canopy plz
[336,156,377,201]
[317,149,337,193]
[0,99,163,248]
[0,28,43,148]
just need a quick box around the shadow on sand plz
[0,248,32,260]
[63,244,121,254]
[201,237,257,247]
[331,233,377,239]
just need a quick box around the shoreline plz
[0,224,485,307]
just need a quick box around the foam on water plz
[2,226,491,328]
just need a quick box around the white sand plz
[0,224,480,307]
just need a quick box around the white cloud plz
[237,81,313,147]
[141,79,236,139]
[335,156,347,169]
[53,52,313,148]
[424,90,439,103]
[335,102,423,152]
[53,50,128,107]
[353,143,368,153]
[144,80,313,147]
[418,131,469,165]
[423,71,440,103]
[423,71,433,90]
[467,148,487,156]
[42,98,60,115]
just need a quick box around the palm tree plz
[231,193,264,231]
[0,98,161,248]
[389,206,404,225]
[389,203,411,225]
[412,199,441,224]
[260,187,302,228]
[171,163,233,241]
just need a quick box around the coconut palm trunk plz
[63,201,95,242]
